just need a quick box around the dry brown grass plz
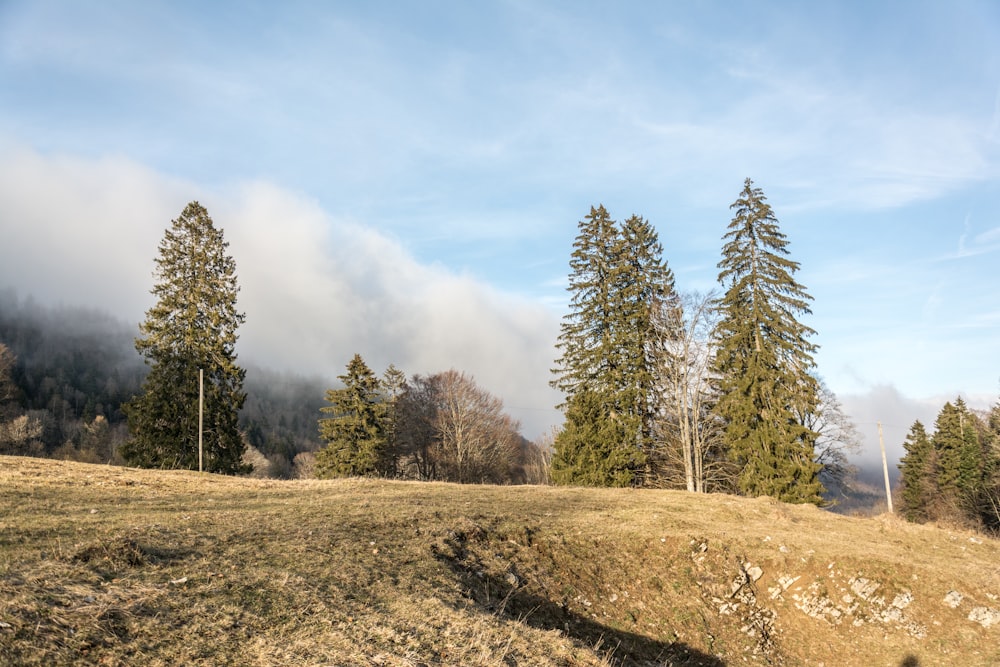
[2,456,999,666]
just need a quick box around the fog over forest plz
[0,148,563,439]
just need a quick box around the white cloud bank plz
[0,146,563,438]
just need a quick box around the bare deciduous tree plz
[394,370,521,484]
[652,291,731,492]
[434,370,520,484]
[798,378,862,497]
[519,428,556,485]
[0,344,44,456]
[395,374,441,480]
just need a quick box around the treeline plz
[0,290,142,462]
[6,189,995,509]
[307,179,867,501]
[898,398,1000,531]
[310,355,547,485]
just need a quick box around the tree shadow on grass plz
[433,528,725,667]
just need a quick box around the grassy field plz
[2,456,999,666]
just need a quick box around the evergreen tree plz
[552,205,620,400]
[931,399,984,520]
[616,214,681,457]
[898,420,934,522]
[713,179,823,504]
[550,387,641,487]
[121,202,247,473]
[980,399,1000,529]
[315,354,391,478]
[550,206,678,485]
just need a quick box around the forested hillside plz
[0,289,325,470]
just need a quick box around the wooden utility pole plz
[878,421,893,513]
[198,368,204,473]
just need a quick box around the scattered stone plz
[850,577,880,600]
[891,592,913,610]
[769,575,800,600]
[968,607,1000,628]
[943,591,964,609]
[881,607,904,623]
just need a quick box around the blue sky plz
[1,1,998,468]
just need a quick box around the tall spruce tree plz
[616,214,682,455]
[898,420,934,522]
[551,206,678,486]
[315,354,391,478]
[713,179,824,504]
[552,205,619,400]
[122,201,247,473]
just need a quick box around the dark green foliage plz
[897,420,934,522]
[122,202,248,474]
[381,364,407,475]
[551,387,643,487]
[933,399,984,509]
[926,399,991,525]
[552,205,619,400]
[551,205,678,486]
[982,401,1000,530]
[615,214,682,453]
[315,354,391,478]
[898,399,998,529]
[713,179,823,504]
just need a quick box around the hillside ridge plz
[1,457,998,666]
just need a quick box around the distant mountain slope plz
[2,457,997,666]
[0,290,325,465]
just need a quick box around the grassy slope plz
[1,457,998,666]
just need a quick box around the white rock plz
[969,607,1000,628]
[943,591,964,609]
[891,592,913,610]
